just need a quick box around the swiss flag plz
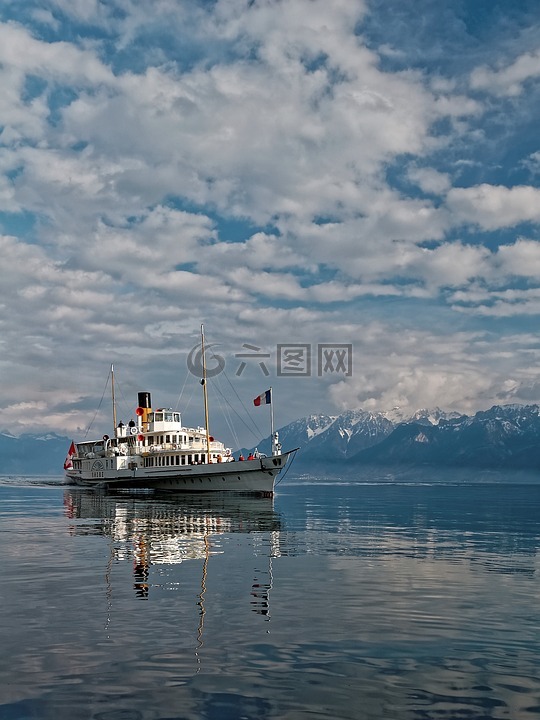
[64,441,76,470]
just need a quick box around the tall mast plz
[270,385,274,440]
[111,363,117,433]
[201,324,211,461]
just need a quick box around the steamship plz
[64,328,296,494]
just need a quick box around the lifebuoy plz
[225,449,231,456]
[130,426,138,435]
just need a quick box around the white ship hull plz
[66,451,294,495]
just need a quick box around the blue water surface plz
[1,472,540,719]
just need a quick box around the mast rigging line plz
[207,368,265,445]
[83,366,113,438]
[197,327,266,445]
[174,364,191,414]
[211,386,241,451]
[83,365,134,439]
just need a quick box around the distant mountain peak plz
[380,406,465,425]
[0,431,18,439]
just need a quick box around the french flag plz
[253,389,272,406]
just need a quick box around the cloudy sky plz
[2,0,540,447]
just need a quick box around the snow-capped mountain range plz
[251,404,540,471]
[2,404,540,475]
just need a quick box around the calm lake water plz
[2,473,540,720]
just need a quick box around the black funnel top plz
[138,392,151,409]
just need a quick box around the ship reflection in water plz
[63,488,282,612]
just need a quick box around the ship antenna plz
[270,385,275,444]
[201,324,211,462]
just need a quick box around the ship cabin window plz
[201,454,206,464]
[181,455,186,465]
[174,413,181,423]
[154,412,163,422]
[189,436,193,443]
[188,454,193,464]
[166,435,171,443]
[164,412,173,422]
[148,436,154,444]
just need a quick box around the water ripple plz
[2,480,540,719]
